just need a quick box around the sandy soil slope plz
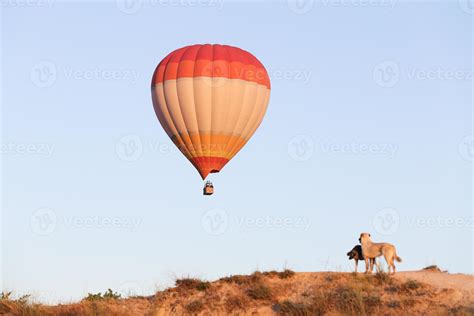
[2,269,473,315]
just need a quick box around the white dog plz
[359,233,402,274]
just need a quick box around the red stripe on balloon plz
[190,156,229,180]
[151,44,271,89]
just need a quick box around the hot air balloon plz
[151,44,271,195]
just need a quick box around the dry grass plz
[247,283,273,300]
[274,299,324,315]
[83,289,121,301]
[175,278,210,291]
[402,279,422,291]
[220,271,263,286]
[2,270,471,315]
[224,295,248,312]
[331,286,366,315]
[185,300,204,313]
[262,269,296,279]
[423,265,443,272]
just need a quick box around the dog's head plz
[359,232,371,244]
[347,245,362,260]
[347,249,357,260]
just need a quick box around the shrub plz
[402,297,418,307]
[225,295,247,311]
[221,275,249,285]
[325,275,334,282]
[278,269,296,279]
[175,278,210,291]
[0,292,34,315]
[275,300,312,315]
[373,271,392,285]
[0,292,13,300]
[263,269,296,279]
[402,279,422,292]
[221,272,262,286]
[247,283,272,300]
[331,287,366,315]
[196,282,209,291]
[275,294,330,315]
[83,293,103,301]
[387,300,401,308]
[311,294,331,315]
[0,292,30,304]
[385,285,400,293]
[423,265,441,272]
[363,294,381,308]
[83,289,121,301]
[185,300,203,313]
[102,289,121,299]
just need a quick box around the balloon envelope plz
[151,44,271,179]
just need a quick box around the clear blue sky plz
[1,0,472,304]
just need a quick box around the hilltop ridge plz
[2,268,473,315]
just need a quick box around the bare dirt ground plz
[2,268,473,315]
[395,269,474,309]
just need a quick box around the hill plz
[2,268,473,315]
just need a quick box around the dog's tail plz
[395,255,402,262]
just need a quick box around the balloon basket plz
[203,181,214,196]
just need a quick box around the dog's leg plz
[372,259,380,273]
[365,258,370,274]
[384,254,392,274]
[355,259,358,273]
[389,255,396,274]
